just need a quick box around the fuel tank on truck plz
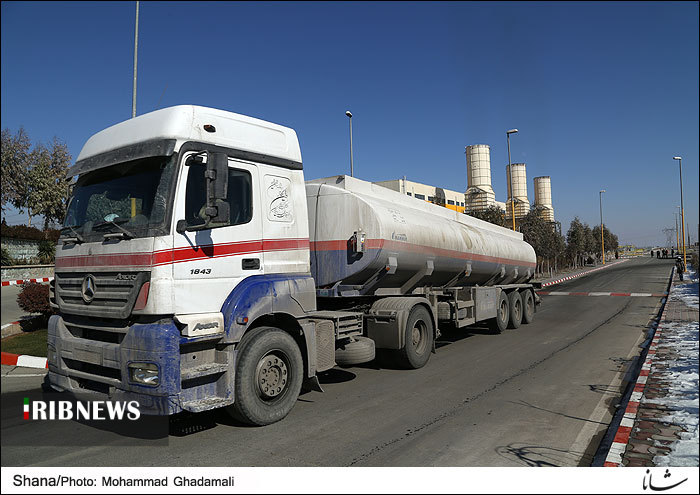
[306,175,537,296]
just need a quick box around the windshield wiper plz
[59,224,84,244]
[94,219,135,240]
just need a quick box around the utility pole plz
[599,190,606,264]
[346,111,354,177]
[132,1,139,118]
[506,129,518,231]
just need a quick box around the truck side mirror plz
[208,152,228,200]
[203,151,230,226]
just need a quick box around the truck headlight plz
[128,362,160,386]
[47,345,58,365]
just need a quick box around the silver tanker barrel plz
[306,175,537,297]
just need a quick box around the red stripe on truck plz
[54,238,310,269]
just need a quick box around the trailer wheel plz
[227,327,303,426]
[522,289,535,324]
[488,290,509,334]
[395,305,434,369]
[507,291,523,329]
[335,336,376,366]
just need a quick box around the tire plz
[227,327,303,426]
[395,305,434,369]
[522,289,535,324]
[488,290,509,334]
[335,336,376,366]
[507,290,523,329]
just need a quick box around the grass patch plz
[1,328,48,357]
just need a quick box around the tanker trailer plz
[306,175,539,369]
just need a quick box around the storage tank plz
[465,144,496,213]
[533,176,554,222]
[506,163,530,220]
[306,175,536,295]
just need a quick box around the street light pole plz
[132,1,139,118]
[673,157,686,270]
[599,189,606,265]
[346,111,354,177]
[507,129,518,231]
[675,209,679,252]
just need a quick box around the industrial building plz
[465,145,496,213]
[533,176,555,222]
[505,163,531,222]
[375,143,557,226]
[374,178,466,213]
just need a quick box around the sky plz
[1,1,698,247]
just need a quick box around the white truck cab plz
[49,106,321,424]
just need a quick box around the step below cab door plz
[171,151,262,314]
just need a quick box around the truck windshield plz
[63,155,176,240]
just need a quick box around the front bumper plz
[47,315,184,415]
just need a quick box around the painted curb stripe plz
[1,351,48,369]
[1,277,53,287]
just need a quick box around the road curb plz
[539,259,629,288]
[1,351,48,369]
[602,266,675,467]
[1,276,53,287]
[1,315,45,339]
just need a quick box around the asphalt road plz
[1,285,26,326]
[0,256,674,467]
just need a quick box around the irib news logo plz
[23,398,141,420]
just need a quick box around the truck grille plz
[55,271,149,319]
[63,317,128,344]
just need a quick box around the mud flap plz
[302,375,324,393]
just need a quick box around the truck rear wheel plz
[507,291,523,329]
[488,290,509,334]
[227,327,303,426]
[336,336,376,366]
[522,289,535,324]
[395,305,434,369]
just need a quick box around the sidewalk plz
[605,268,699,467]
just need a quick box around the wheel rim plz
[255,350,290,401]
[411,320,428,355]
[526,294,534,316]
[499,299,508,322]
[515,299,522,320]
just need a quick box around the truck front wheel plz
[228,327,303,426]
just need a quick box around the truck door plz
[171,153,263,314]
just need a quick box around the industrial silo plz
[533,176,555,222]
[465,144,495,213]
[505,163,530,220]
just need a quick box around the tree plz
[520,206,565,275]
[566,217,586,267]
[1,129,72,229]
[467,205,507,227]
[27,137,72,230]
[1,127,31,219]
[592,225,620,257]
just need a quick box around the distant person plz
[651,250,654,258]
[657,250,660,259]
[671,248,674,257]
[615,250,619,259]
[676,256,685,281]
